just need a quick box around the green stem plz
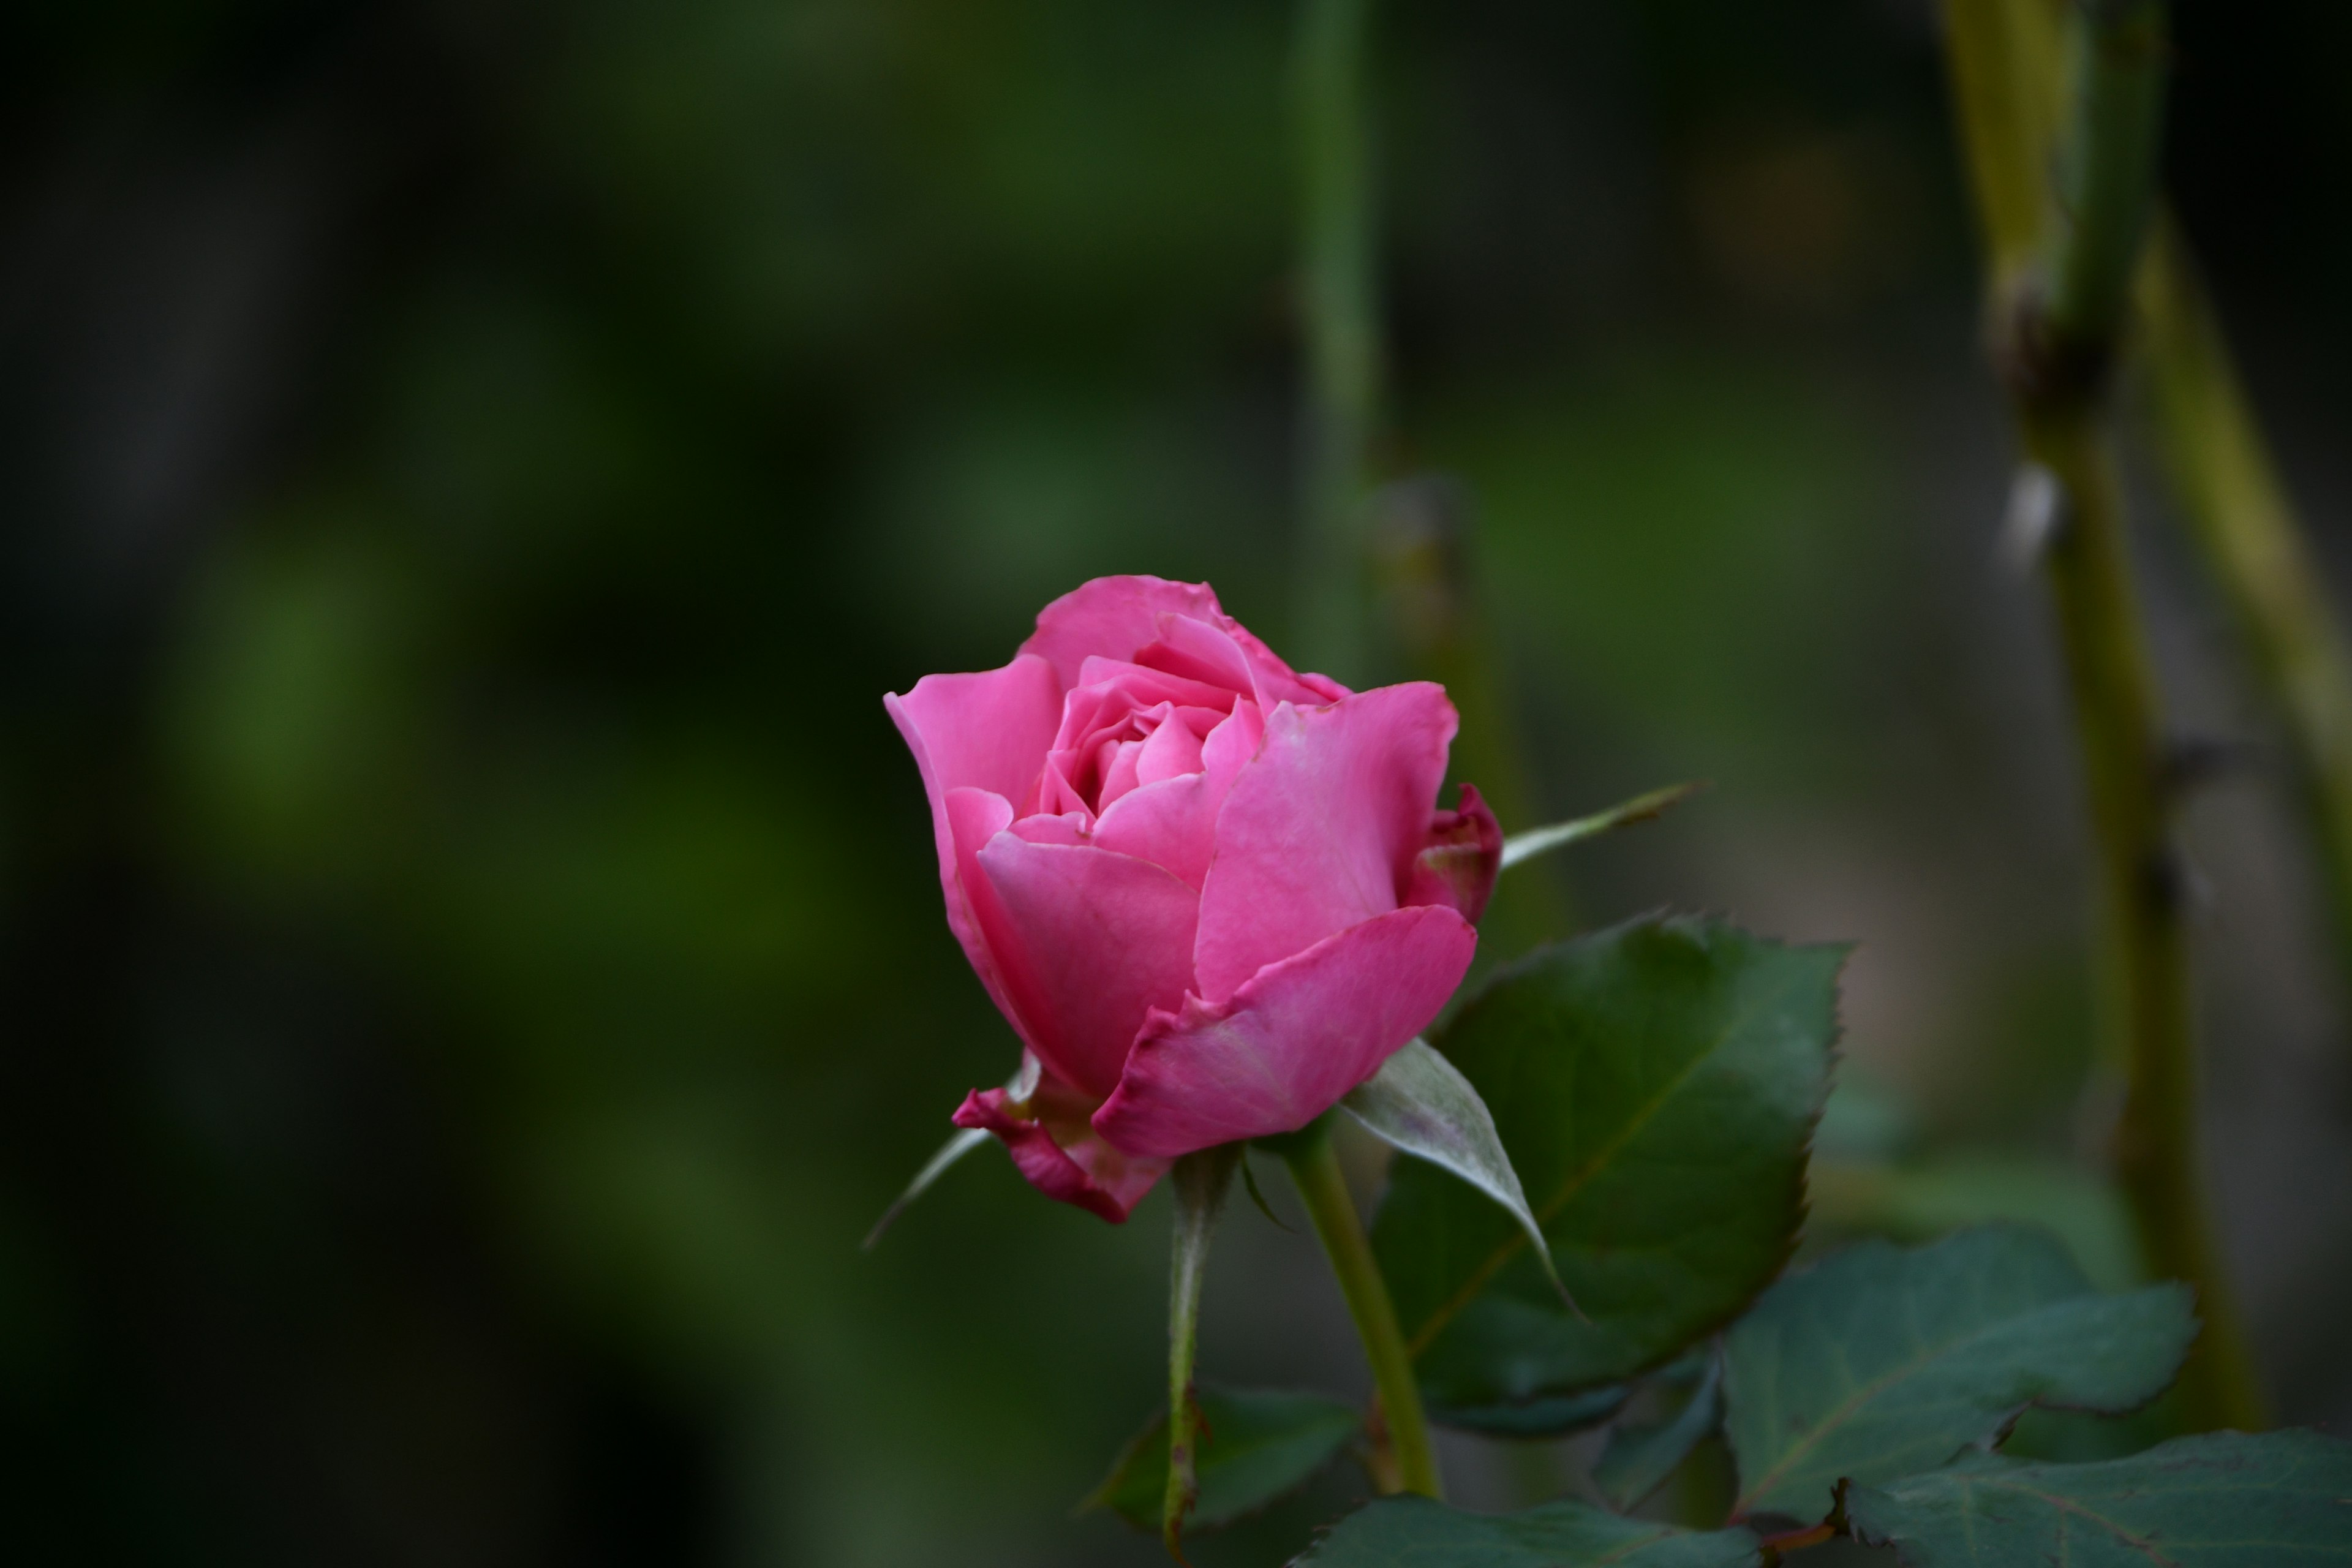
[1950,0,2352,1017]
[1370,481,1578,947]
[1276,1120,1442,1499]
[1163,1147,1239,1557]
[2139,232,2352,1035]
[1939,0,2267,1430]
[1293,0,1380,679]
[2020,409,2264,1432]
[1938,0,2060,286]
[2043,0,2167,352]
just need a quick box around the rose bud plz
[886,576,1499,1220]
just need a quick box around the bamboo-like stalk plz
[1293,0,1381,680]
[1370,481,1578,946]
[1959,1,2352,1021]
[1938,0,2267,1430]
[2138,232,2352,1014]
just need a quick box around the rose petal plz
[1193,684,1460,1003]
[1022,576,1229,690]
[1093,700,1262,890]
[1092,904,1479,1159]
[1139,608,1345,712]
[1097,737,1145,810]
[1401,783,1504,922]
[1137,609,1259,698]
[1134,707,1205,787]
[1224,621,1351,706]
[1009,812,1090,846]
[886,657,1064,997]
[954,1077,1169,1223]
[940,787,1035,1046]
[974,835,1201,1099]
[1030,756,1091,820]
[886,655,1061,807]
[1069,657,1237,717]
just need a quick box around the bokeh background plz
[7,1,2351,1562]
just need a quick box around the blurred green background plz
[6,1,2351,1562]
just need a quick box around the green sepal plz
[862,1054,1038,1249]
[1497,781,1703,872]
[1341,1037,1572,1313]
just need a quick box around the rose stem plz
[2140,227,2352,1042]
[1939,0,2266,1429]
[1276,1117,1442,1498]
[1161,1147,1238,1558]
[1292,0,1380,679]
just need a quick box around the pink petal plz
[1021,576,1229,690]
[1009,812,1090,847]
[1193,683,1460,1003]
[1136,609,1259,698]
[886,655,1061,807]
[1094,701,1262,890]
[939,787,1035,1047]
[1401,783,1504,923]
[1097,737,1145,810]
[1134,707,1205,786]
[973,835,1201,1099]
[954,1077,1169,1223]
[1138,608,1346,712]
[1219,619,1351,706]
[886,657,1064,996]
[1092,774,1212,889]
[1092,904,1478,1159]
[1030,756,1091,820]
[1070,657,1237,715]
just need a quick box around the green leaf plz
[1084,1385,1361,1535]
[1341,1037,1570,1310]
[1499,782,1705,871]
[1433,1384,1627,1439]
[1163,1145,1241,1553]
[1842,1430,2352,1566]
[1594,1349,1724,1513]
[1372,914,1839,1417]
[1721,1226,2198,1523]
[1291,1496,1760,1567]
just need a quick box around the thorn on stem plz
[2160,733,2258,798]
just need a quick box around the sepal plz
[1341,1038,1574,1313]
[1498,781,1702,871]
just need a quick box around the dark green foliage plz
[1430,1384,1627,1439]
[1842,1430,2352,1566]
[1291,1496,1761,1567]
[1594,1349,1724,1512]
[1341,1038,1565,1305]
[1721,1226,2198,1522]
[1371,914,1841,1418]
[1085,1387,1362,1534]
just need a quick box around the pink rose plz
[886,576,1500,1221]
